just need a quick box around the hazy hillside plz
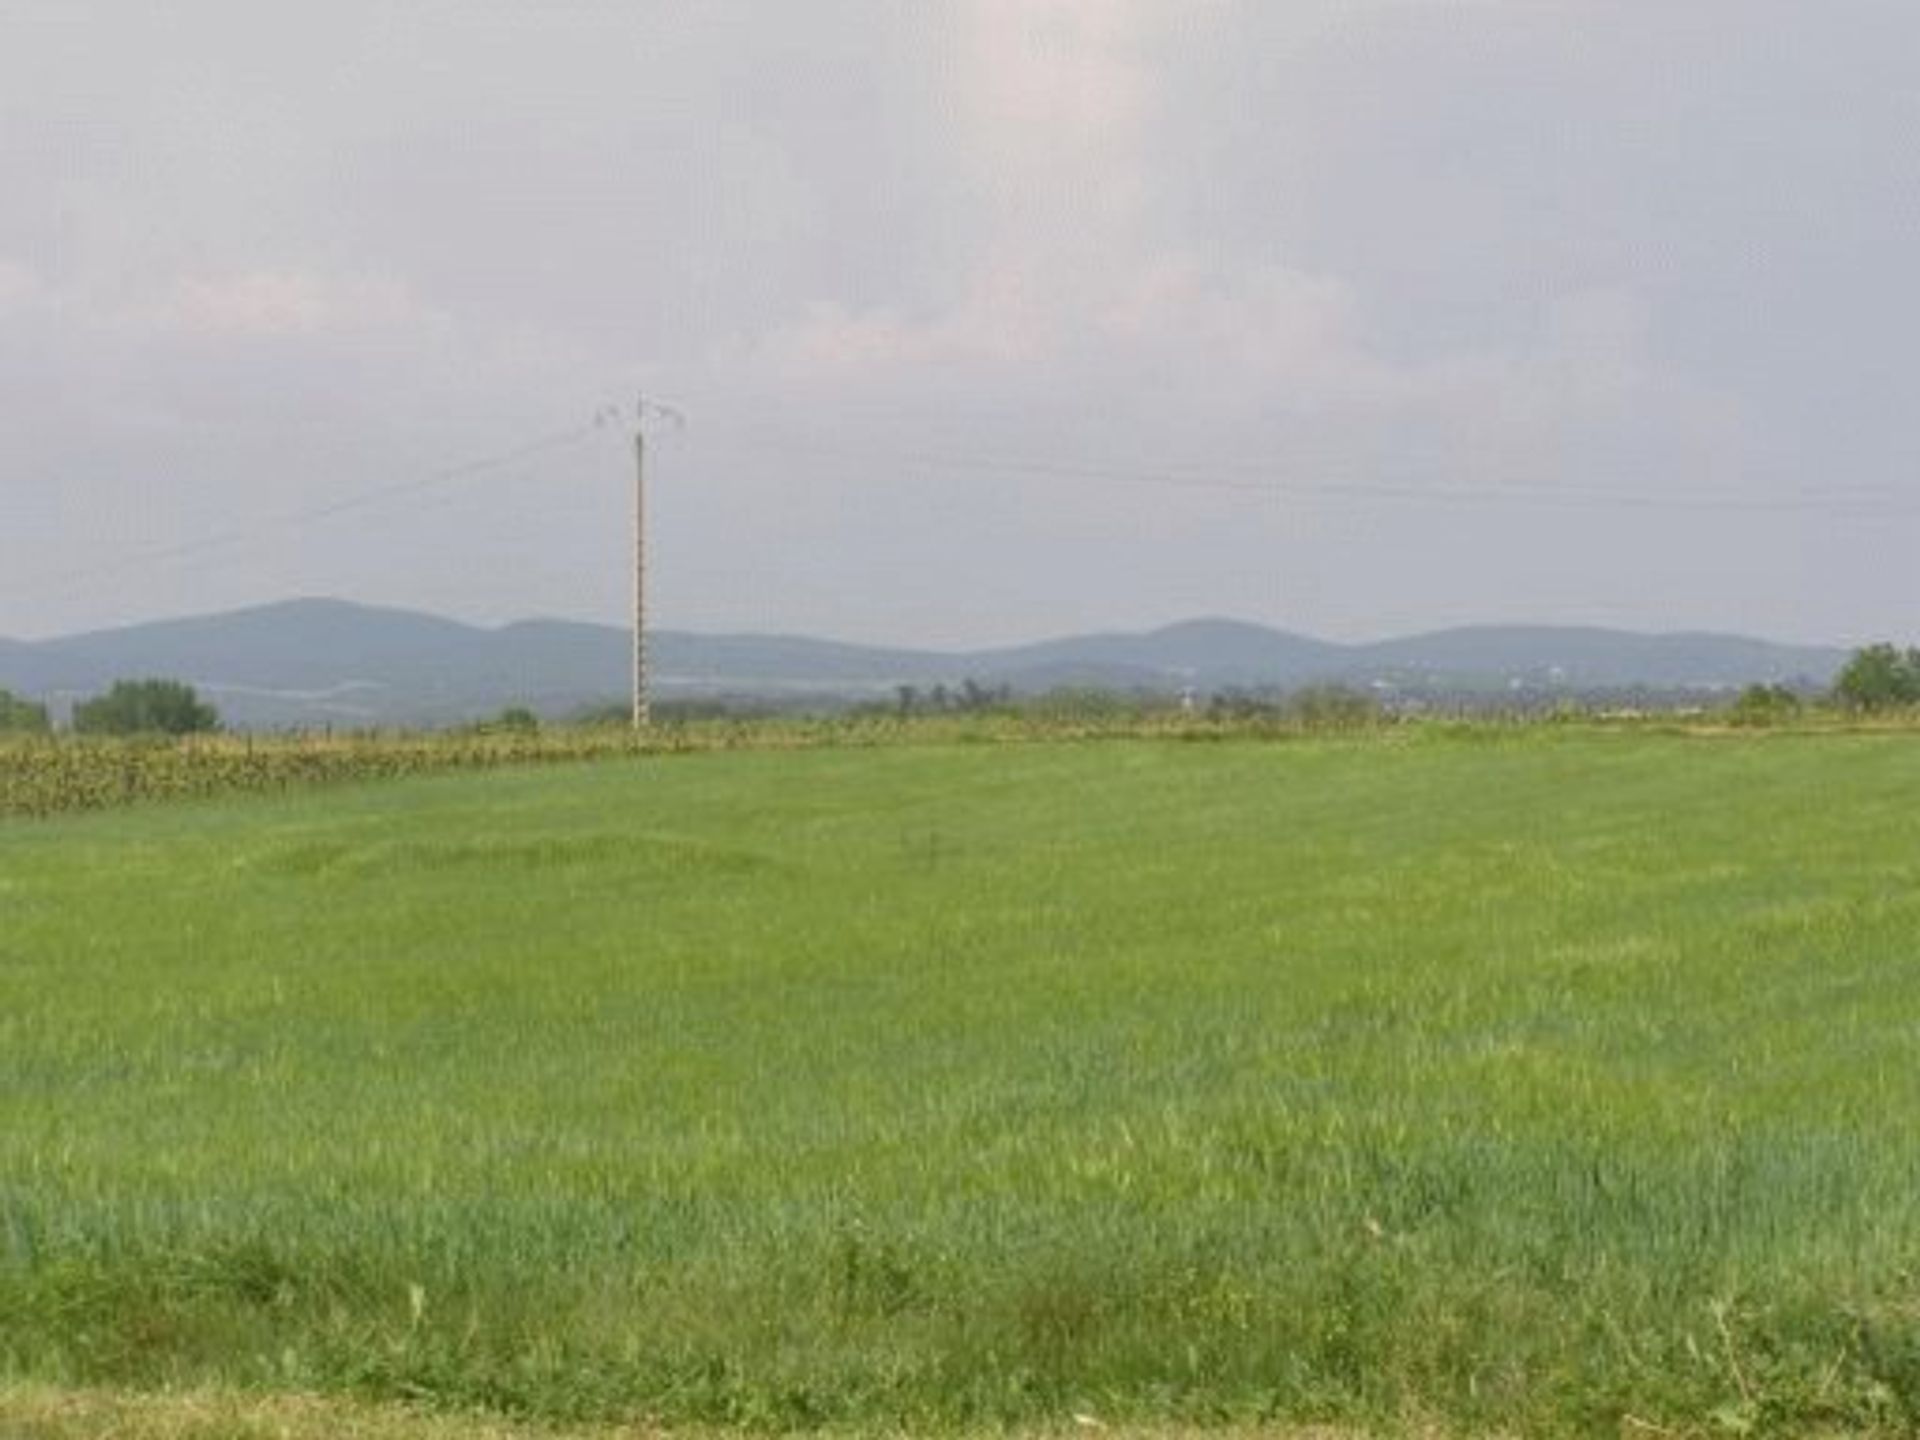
[0,598,1852,728]
[1352,626,1846,690]
[965,618,1346,690]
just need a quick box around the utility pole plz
[632,420,648,731]
[631,396,684,733]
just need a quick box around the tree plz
[72,679,221,736]
[1728,683,1802,727]
[957,677,1012,712]
[0,687,50,735]
[467,705,540,735]
[1289,684,1382,729]
[1831,644,1920,712]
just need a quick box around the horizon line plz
[3,593,1862,657]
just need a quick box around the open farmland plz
[3,731,1920,1436]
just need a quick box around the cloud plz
[0,257,46,316]
[0,0,1908,648]
[742,0,1719,447]
[960,0,1161,165]
[751,250,1365,406]
[750,240,1721,432]
[731,1,1757,493]
[146,270,427,340]
[752,2,1358,394]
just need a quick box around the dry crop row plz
[0,712,1405,820]
[0,731,675,819]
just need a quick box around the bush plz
[1289,684,1383,729]
[1728,683,1804,727]
[1832,644,1920,712]
[1207,688,1287,722]
[488,706,540,735]
[72,679,221,737]
[0,687,50,735]
[1020,687,1148,723]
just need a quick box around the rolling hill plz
[0,598,1850,728]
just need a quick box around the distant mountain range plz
[0,598,1850,729]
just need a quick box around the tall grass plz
[3,730,1919,1433]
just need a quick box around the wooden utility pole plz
[632,421,649,731]
[631,397,684,732]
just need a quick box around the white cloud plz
[961,0,1160,158]
[147,270,426,340]
[0,258,46,316]
[0,0,1907,646]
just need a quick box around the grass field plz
[4,729,1920,1436]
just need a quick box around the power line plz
[631,395,688,731]
[11,409,1915,641]
[2,414,615,605]
[704,429,1919,518]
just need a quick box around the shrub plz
[72,679,221,736]
[1289,684,1383,730]
[0,687,50,735]
[1832,644,1920,712]
[1728,683,1803,727]
[490,706,541,734]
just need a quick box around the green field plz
[4,730,1920,1435]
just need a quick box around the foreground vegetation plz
[0,1386,1383,1440]
[4,731,1920,1435]
[0,1383,637,1440]
[7,703,1920,823]
[0,708,1399,820]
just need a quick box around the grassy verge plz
[0,1385,1417,1440]
[0,1383,608,1439]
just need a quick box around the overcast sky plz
[3,1,1916,647]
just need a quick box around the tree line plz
[4,643,1920,738]
[0,679,222,737]
[1829,643,1920,710]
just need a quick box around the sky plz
[2,0,1916,648]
